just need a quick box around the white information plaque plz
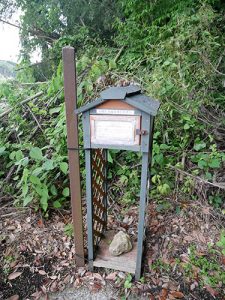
[90,115,141,146]
[96,109,135,115]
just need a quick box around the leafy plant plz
[216,231,225,256]
[124,273,132,289]
[64,223,74,237]
[183,244,225,288]
[151,259,171,273]
[1,0,225,214]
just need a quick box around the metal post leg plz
[103,149,108,227]
[135,152,149,280]
[85,149,94,270]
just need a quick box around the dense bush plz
[0,0,225,212]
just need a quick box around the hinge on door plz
[136,129,148,136]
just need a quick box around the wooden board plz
[97,100,134,110]
[93,231,137,274]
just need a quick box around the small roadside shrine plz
[76,87,159,280]
[62,46,160,280]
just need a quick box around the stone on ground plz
[109,231,132,256]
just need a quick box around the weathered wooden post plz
[75,86,160,279]
[62,46,85,267]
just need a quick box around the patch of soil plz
[0,198,224,300]
[0,267,44,300]
[141,201,225,299]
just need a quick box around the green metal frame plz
[84,110,154,280]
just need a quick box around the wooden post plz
[62,46,85,267]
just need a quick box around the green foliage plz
[183,244,225,288]
[64,223,74,237]
[6,141,69,211]
[0,0,122,72]
[0,67,67,211]
[114,0,225,207]
[0,49,121,211]
[107,150,142,206]
[151,258,171,272]
[216,231,225,256]
[0,0,225,212]
[124,274,133,289]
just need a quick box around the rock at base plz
[109,231,132,256]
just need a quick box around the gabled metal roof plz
[100,85,141,99]
[75,85,160,116]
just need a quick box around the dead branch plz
[16,61,54,71]
[114,46,126,63]
[170,165,225,189]
[25,104,44,133]
[0,18,21,29]
[4,165,16,184]
[0,91,43,118]
[27,88,63,140]
[19,81,49,86]
[0,18,59,44]
[179,152,186,181]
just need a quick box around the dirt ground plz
[0,195,225,300]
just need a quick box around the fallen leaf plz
[221,256,225,265]
[50,281,58,292]
[19,244,27,251]
[106,272,117,281]
[7,226,16,231]
[148,257,153,267]
[40,285,47,294]
[180,254,189,263]
[37,219,44,228]
[34,249,44,254]
[184,235,194,242]
[78,267,86,277]
[63,274,71,284]
[70,275,74,284]
[192,230,206,243]
[7,295,19,300]
[10,261,18,268]
[57,281,65,291]
[74,278,82,288]
[205,285,218,298]
[161,288,168,300]
[39,270,47,275]
[8,272,22,280]
[169,291,184,299]
[190,281,198,291]
[93,273,103,281]
[88,281,102,292]
[118,272,126,279]
[202,206,210,214]
[31,290,43,298]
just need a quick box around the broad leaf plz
[62,187,70,197]
[23,195,33,206]
[208,158,220,168]
[60,162,68,174]
[43,159,55,170]
[29,147,43,161]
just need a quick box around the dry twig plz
[0,91,44,118]
[170,165,225,189]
